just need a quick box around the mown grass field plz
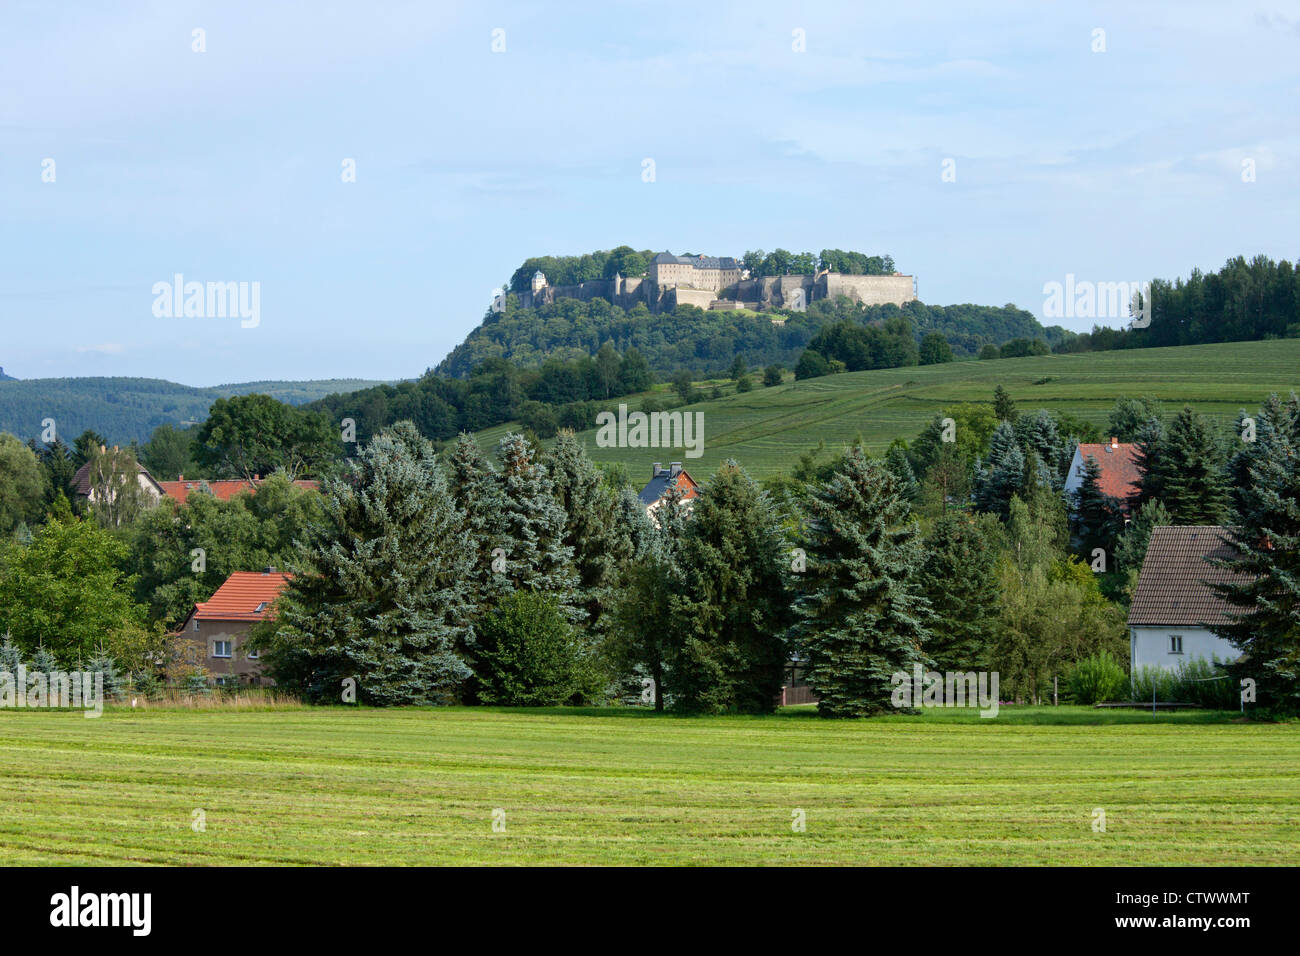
[2,706,1297,865]
[478,339,1300,478]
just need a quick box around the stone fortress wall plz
[517,255,916,313]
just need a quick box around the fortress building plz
[517,251,916,314]
[647,253,743,292]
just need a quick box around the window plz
[254,602,268,613]
[246,647,259,660]
[193,619,200,632]
[1170,635,1183,654]
[213,640,232,659]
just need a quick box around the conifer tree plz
[1070,454,1123,559]
[1227,394,1300,524]
[1211,414,1300,714]
[993,385,1017,422]
[446,432,511,619]
[973,421,1025,519]
[1114,498,1171,575]
[30,643,57,676]
[0,633,22,676]
[1129,415,1166,510]
[669,461,792,714]
[86,649,127,701]
[1016,409,1064,488]
[253,422,476,705]
[883,442,919,502]
[917,513,1000,672]
[1155,406,1229,523]
[495,433,582,621]
[547,431,629,634]
[792,448,930,717]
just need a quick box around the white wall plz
[1130,626,1240,673]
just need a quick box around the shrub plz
[1131,657,1238,709]
[763,365,783,387]
[473,591,594,706]
[1067,651,1127,704]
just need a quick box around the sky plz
[2,0,1298,386]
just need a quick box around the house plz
[637,462,700,519]
[176,569,293,686]
[72,455,166,506]
[156,475,320,505]
[1063,438,1140,510]
[1126,526,1244,673]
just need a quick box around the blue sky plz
[2,0,1297,385]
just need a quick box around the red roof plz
[1075,442,1141,501]
[193,571,293,622]
[158,478,319,505]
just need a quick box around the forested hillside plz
[438,295,1048,380]
[0,377,387,445]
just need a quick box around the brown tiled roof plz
[1127,526,1244,627]
[1076,442,1141,501]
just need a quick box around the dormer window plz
[254,602,268,613]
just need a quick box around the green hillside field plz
[1,706,1294,866]
[476,339,1300,479]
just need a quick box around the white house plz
[1126,526,1243,673]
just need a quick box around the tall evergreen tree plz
[668,461,792,714]
[792,448,930,717]
[1016,410,1065,488]
[993,385,1017,423]
[446,432,511,619]
[1155,406,1229,522]
[1070,454,1124,559]
[883,442,919,502]
[495,433,582,620]
[1211,414,1300,714]
[1227,393,1300,523]
[1129,415,1166,510]
[547,431,629,635]
[253,422,476,705]
[1114,498,1171,575]
[917,513,999,672]
[973,421,1025,519]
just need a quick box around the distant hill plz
[0,377,389,445]
[0,367,16,381]
[472,338,1300,479]
[438,295,1053,380]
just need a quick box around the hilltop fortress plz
[518,252,917,313]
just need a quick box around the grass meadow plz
[2,705,1297,865]
[475,338,1300,478]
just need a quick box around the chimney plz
[264,566,276,575]
[1109,436,1118,450]
[178,474,183,481]
[652,462,662,477]
[670,462,682,477]
[254,474,260,481]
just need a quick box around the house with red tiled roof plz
[157,475,320,505]
[1126,526,1244,674]
[1063,438,1141,510]
[177,569,293,686]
